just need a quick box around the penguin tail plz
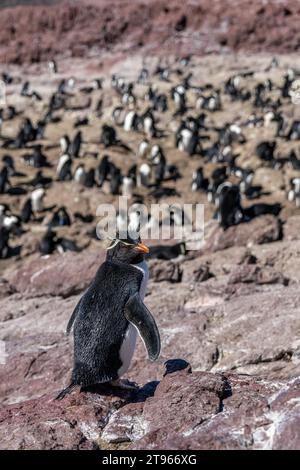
[55,383,77,401]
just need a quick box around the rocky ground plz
[2,0,300,64]
[0,213,300,449]
[0,0,300,452]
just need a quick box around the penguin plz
[57,154,72,181]
[20,198,33,223]
[31,188,45,213]
[138,163,151,188]
[149,242,186,260]
[74,164,86,185]
[0,226,10,259]
[39,228,56,255]
[2,155,17,177]
[123,111,139,132]
[22,145,49,168]
[97,155,111,187]
[288,178,300,207]
[48,60,57,74]
[143,110,156,138]
[60,135,71,154]
[217,183,243,230]
[50,207,71,227]
[0,166,10,194]
[153,151,166,184]
[100,124,131,151]
[84,168,96,188]
[138,139,150,158]
[256,141,276,162]
[69,131,82,158]
[122,174,134,198]
[110,166,122,195]
[56,236,160,399]
[191,167,209,192]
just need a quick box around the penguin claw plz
[109,379,139,391]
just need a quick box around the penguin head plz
[106,236,149,264]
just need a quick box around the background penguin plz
[122,175,134,198]
[60,135,70,154]
[49,207,71,227]
[57,154,72,181]
[69,131,82,158]
[110,165,122,195]
[0,226,10,259]
[84,168,96,188]
[97,154,111,187]
[138,163,151,187]
[74,163,86,185]
[56,237,160,399]
[20,198,33,223]
[138,139,150,158]
[39,227,56,255]
[31,188,45,213]
[217,183,243,229]
[0,166,10,194]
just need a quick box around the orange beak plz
[135,242,149,254]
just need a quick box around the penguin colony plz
[1,56,300,260]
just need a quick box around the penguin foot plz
[109,379,139,391]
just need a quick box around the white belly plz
[117,260,149,377]
[118,323,137,376]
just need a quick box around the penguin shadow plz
[80,359,190,404]
[7,187,27,196]
[80,380,159,404]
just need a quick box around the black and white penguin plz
[0,166,10,194]
[123,111,139,132]
[69,131,82,158]
[48,60,58,74]
[56,237,160,398]
[0,226,10,259]
[138,139,150,159]
[31,188,45,213]
[39,228,56,255]
[191,167,209,192]
[50,207,71,227]
[20,198,33,223]
[84,168,97,188]
[216,183,243,230]
[22,144,49,168]
[57,154,72,181]
[138,163,151,188]
[288,178,300,208]
[110,165,122,195]
[149,242,186,260]
[256,141,276,162]
[60,135,71,155]
[143,109,156,138]
[97,155,111,188]
[74,164,86,185]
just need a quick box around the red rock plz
[5,250,105,298]
[2,1,300,65]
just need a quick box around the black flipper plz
[125,293,160,361]
[66,299,82,335]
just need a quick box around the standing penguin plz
[69,131,82,158]
[56,237,160,398]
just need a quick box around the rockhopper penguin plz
[56,237,160,399]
